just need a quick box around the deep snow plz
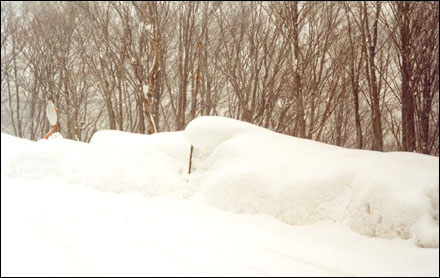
[1,116,439,276]
[185,117,439,248]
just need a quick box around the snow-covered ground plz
[1,116,439,276]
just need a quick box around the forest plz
[1,1,438,155]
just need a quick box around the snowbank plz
[1,131,190,196]
[1,116,438,248]
[185,116,439,248]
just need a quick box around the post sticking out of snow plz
[188,41,203,174]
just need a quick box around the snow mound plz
[1,116,438,248]
[185,116,263,153]
[185,116,439,248]
[1,131,190,196]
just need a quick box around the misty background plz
[1,1,438,155]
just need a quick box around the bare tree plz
[360,1,384,151]
[386,1,439,154]
[343,2,365,149]
[1,1,438,155]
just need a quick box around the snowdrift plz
[1,116,438,248]
[1,131,189,196]
[185,117,439,248]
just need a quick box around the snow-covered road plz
[2,176,438,276]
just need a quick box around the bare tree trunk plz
[191,42,202,120]
[292,2,306,138]
[361,1,383,151]
[142,2,158,134]
[345,7,363,149]
[420,69,432,154]
[12,38,23,138]
[397,2,415,152]
[144,37,158,134]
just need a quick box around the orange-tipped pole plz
[44,106,59,139]
[44,122,58,139]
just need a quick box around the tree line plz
[1,1,438,155]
